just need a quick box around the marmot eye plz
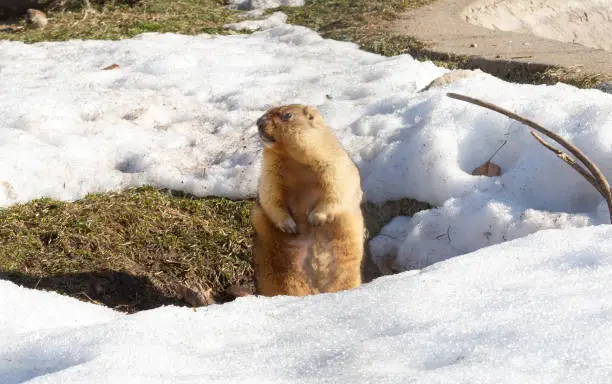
[280,112,294,121]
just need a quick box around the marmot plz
[252,104,365,297]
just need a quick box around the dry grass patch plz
[0,0,240,42]
[0,186,254,312]
[277,0,431,57]
[537,66,610,89]
[410,51,610,89]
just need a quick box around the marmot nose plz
[256,116,266,130]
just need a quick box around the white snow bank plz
[3,225,612,383]
[2,24,612,272]
[365,77,612,270]
[370,195,599,273]
[0,280,121,335]
[462,0,612,52]
[0,24,448,207]
[224,11,288,31]
[228,0,304,11]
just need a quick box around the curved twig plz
[446,92,612,224]
[530,132,600,194]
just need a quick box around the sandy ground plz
[391,0,612,82]
[462,0,612,52]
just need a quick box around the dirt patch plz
[462,0,612,52]
[361,199,432,282]
[391,0,612,86]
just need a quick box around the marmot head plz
[256,104,325,150]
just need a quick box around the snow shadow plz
[0,350,91,384]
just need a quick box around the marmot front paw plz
[276,215,298,234]
[308,205,337,226]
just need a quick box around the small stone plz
[177,283,215,307]
[225,285,252,298]
[239,9,265,19]
[419,69,476,92]
[469,43,478,48]
[25,8,47,29]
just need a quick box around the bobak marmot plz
[251,104,365,297]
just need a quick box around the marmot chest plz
[280,160,324,224]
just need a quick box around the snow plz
[2,16,612,383]
[3,225,612,383]
[228,0,304,11]
[0,25,447,208]
[224,11,288,31]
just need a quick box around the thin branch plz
[446,92,612,224]
[375,233,403,241]
[446,93,606,185]
[530,132,601,194]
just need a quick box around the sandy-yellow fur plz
[252,104,364,296]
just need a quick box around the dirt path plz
[462,0,612,52]
[392,0,612,82]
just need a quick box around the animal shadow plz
[0,270,191,313]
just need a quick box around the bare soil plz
[392,0,612,83]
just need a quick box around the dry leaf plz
[102,64,121,70]
[472,160,501,177]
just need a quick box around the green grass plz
[0,0,241,42]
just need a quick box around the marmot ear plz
[303,106,316,121]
